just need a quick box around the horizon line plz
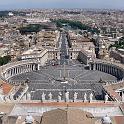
[0,7,124,11]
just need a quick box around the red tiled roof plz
[103,85,122,101]
[2,83,13,95]
[114,116,124,124]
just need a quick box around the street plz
[59,32,69,65]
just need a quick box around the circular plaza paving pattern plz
[8,63,117,101]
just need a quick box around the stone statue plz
[48,92,52,101]
[41,92,46,102]
[27,92,31,100]
[89,93,93,102]
[58,95,62,102]
[65,91,69,102]
[84,93,87,102]
[59,92,62,96]
[74,92,78,102]
[105,94,109,102]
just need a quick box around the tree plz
[0,55,11,66]
[52,19,99,34]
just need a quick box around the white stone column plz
[30,64,32,71]
[93,63,96,70]
[38,64,40,70]
[29,64,31,72]
[27,64,29,72]
[6,70,9,78]
[4,72,7,79]
[13,68,15,75]
[89,64,91,70]
[25,66,27,73]
[101,65,102,72]
[18,67,20,74]
[33,64,36,71]
[20,67,23,73]
[19,68,21,74]
[10,69,12,76]
[31,64,33,71]
[8,70,10,78]
[11,69,14,76]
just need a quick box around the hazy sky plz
[0,0,124,10]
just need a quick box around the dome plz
[25,115,33,124]
[102,115,112,124]
[41,109,95,124]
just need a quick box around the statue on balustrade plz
[58,95,62,102]
[89,93,93,102]
[48,92,52,101]
[41,92,46,102]
[84,93,87,102]
[105,94,109,102]
[65,91,69,102]
[74,92,78,102]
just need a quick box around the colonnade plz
[2,63,39,79]
[89,62,124,80]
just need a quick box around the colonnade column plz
[89,64,91,70]
[3,63,40,79]
[38,64,40,70]
[93,63,96,70]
